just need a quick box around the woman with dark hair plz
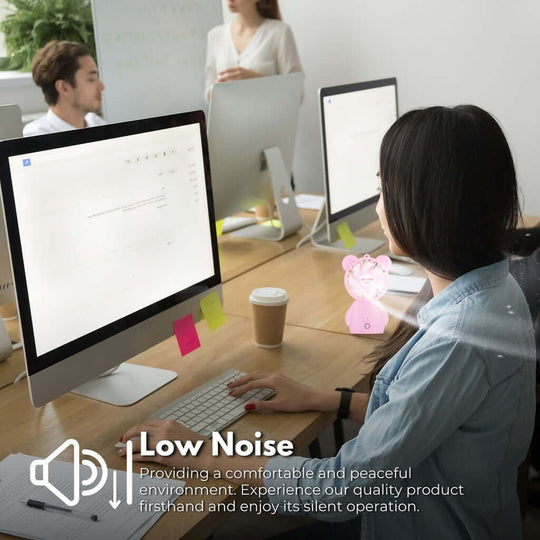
[204,0,302,101]
[120,106,535,539]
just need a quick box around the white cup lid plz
[249,287,289,306]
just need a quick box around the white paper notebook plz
[0,453,184,540]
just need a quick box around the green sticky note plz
[200,291,226,332]
[216,219,225,237]
[337,222,356,249]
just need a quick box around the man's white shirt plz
[23,109,106,137]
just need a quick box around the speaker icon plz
[30,439,109,507]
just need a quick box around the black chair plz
[507,226,540,515]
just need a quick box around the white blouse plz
[205,18,303,100]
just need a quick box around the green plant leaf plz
[0,0,96,72]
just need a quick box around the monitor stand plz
[0,319,13,361]
[231,146,303,241]
[71,363,177,406]
[311,201,385,253]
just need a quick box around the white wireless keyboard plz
[222,216,257,233]
[150,369,274,438]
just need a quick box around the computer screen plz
[208,73,304,241]
[313,78,398,253]
[322,78,397,221]
[0,111,221,406]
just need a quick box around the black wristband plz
[335,387,354,420]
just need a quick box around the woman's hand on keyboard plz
[117,418,270,479]
[228,371,339,414]
[117,419,210,468]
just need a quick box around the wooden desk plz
[218,208,318,282]
[219,229,305,283]
[222,215,539,339]
[222,223,426,341]
[220,214,538,284]
[2,213,536,538]
[0,315,375,540]
[520,215,539,228]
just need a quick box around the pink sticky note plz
[173,314,201,356]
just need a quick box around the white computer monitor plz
[0,110,222,406]
[0,104,23,142]
[0,211,15,307]
[0,211,15,361]
[0,104,22,360]
[0,107,22,304]
[311,78,398,252]
[208,73,304,241]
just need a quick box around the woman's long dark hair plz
[368,105,520,383]
[256,0,281,20]
[381,105,518,279]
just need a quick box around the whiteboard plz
[91,0,222,122]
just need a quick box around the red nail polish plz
[244,403,255,411]
[229,390,235,396]
[119,436,123,442]
[226,382,233,387]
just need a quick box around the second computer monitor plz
[208,73,304,240]
[0,104,22,360]
[0,104,23,141]
[312,78,398,253]
[0,211,15,307]
[0,104,23,305]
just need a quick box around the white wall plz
[0,73,44,115]
[4,0,539,212]
[0,0,48,116]
[272,0,539,214]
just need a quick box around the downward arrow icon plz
[109,470,121,509]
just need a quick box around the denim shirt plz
[265,259,535,539]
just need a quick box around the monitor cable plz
[296,222,325,249]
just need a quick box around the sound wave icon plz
[30,439,133,508]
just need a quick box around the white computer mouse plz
[388,263,413,276]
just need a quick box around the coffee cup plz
[249,287,289,348]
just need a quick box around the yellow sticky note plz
[200,291,226,332]
[261,219,281,228]
[216,219,225,237]
[337,222,356,249]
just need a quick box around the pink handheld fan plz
[342,254,391,334]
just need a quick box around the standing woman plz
[204,0,303,101]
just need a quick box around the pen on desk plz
[20,499,99,521]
